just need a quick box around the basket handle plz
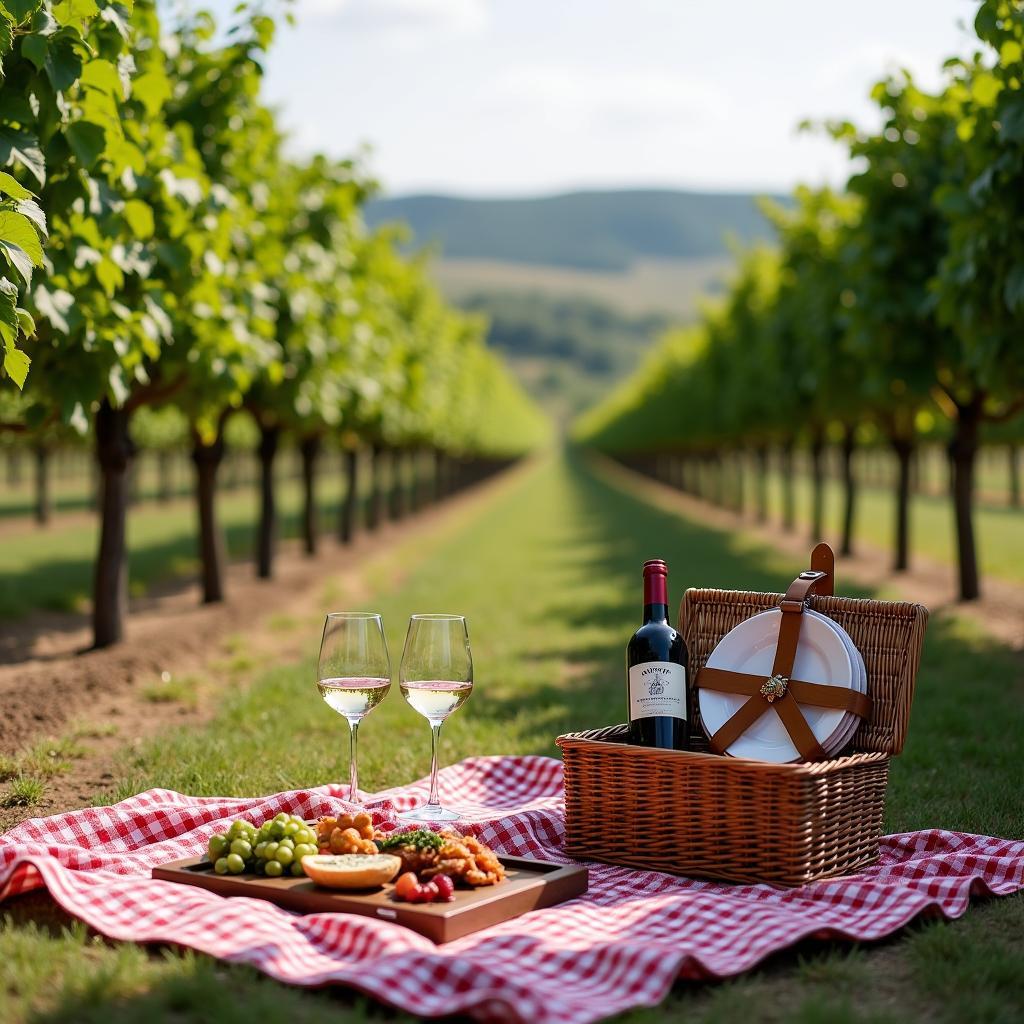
[810,542,835,595]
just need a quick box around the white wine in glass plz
[397,614,473,822]
[317,612,391,803]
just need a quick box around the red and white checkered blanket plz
[2,755,1022,1023]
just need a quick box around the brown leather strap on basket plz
[698,552,872,761]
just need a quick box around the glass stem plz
[426,721,443,808]
[348,719,359,803]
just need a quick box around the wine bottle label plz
[628,662,687,721]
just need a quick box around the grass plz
[0,462,371,618]
[1,451,1022,1022]
[761,458,1024,586]
[141,673,201,709]
[2,777,45,808]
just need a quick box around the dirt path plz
[592,455,1024,650]
[0,464,531,830]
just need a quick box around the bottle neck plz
[643,602,670,624]
[643,571,669,623]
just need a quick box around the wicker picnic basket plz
[556,544,929,886]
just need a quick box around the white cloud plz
[487,65,730,132]
[300,0,486,36]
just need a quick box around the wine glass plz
[316,612,391,803]
[397,614,473,822]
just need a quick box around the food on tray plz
[301,853,402,889]
[393,869,456,903]
[379,829,506,887]
[206,815,507,897]
[206,814,320,878]
[316,812,378,855]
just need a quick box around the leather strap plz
[700,559,870,761]
[699,668,873,718]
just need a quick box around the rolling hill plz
[364,189,780,272]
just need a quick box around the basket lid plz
[679,585,927,757]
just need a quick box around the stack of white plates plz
[699,609,867,762]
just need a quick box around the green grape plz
[293,843,315,861]
[255,842,268,859]
[264,842,279,860]
[290,862,305,877]
[278,838,294,850]
[226,853,246,874]
[227,820,251,840]
[274,813,288,824]
[275,846,294,866]
[208,835,228,861]
[230,839,252,859]
[269,822,285,840]
[283,822,300,837]
[214,857,230,875]
[265,860,283,878]
[295,829,316,846]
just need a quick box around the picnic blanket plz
[1,754,1022,1024]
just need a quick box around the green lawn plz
[3,451,1022,1023]
[762,462,1024,586]
[0,463,371,618]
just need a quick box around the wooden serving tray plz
[152,855,588,944]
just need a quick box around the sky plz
[208,0,979,197]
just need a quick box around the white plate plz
[699,608,855,763]
[813,612,867,754]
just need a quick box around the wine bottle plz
[626,559,690,749]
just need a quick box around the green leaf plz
[98,3,127,39]
[79,56,119,95]
[132,70,171,117]
[0,239,34,286]
[1,0,42,24]
[999,40,1023,66]
[15,305,34,336]
[0,170,32,200]
[0,209,43,266]
[95,255,122,296]
[20,31,46,70]
[43,31,83,92]
[52,0,97,25]
[3,345,29,387]
[17,197,46,237]
[0,14,14,57]
[0,275,17,346]
[123,198,153,238]
[0,128,45,186]
[971,71,1001,108]
[65,119,105,167]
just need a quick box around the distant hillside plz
[365,189,780,271]
[459,290,671,423]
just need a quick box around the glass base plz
[396,803,461,823]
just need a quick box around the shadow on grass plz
[0,489,366,663]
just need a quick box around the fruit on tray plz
[301,853,402,889]
[393,870,456,903]
[207,814,320,878]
